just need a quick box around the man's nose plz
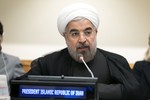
[78,33,86,43]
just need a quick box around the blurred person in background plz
[0,21,25,92]
[133,34,150,100]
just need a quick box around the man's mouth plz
[77,46,89,52]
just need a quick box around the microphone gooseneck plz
[79,54,94,78]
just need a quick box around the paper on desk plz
[0,75,10,100]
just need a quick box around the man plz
[24,3,141,100]
[0,21,25,90]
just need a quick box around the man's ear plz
[63,32,67,38]
[63,32,66,37]
[95,29,98,34]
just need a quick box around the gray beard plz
[67,46,97,63]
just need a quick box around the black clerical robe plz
[24,48,141,100]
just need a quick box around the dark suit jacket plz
[133,61,150,100]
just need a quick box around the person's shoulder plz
[32,48,70,65]
[134,60,150,67]
[39,48,69,62]
[135,60,148,64]
[31,48,68,63]
[98,48,131,70]
[133,60,150,73]
[44,48,68,58]
[98,48,126,60]
[2,52,20,60]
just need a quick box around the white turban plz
[57,3,100,36]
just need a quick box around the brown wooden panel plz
[21,60,32,72]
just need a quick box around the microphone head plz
[78,54,84,61]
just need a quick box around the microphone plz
[79,54,94,78]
